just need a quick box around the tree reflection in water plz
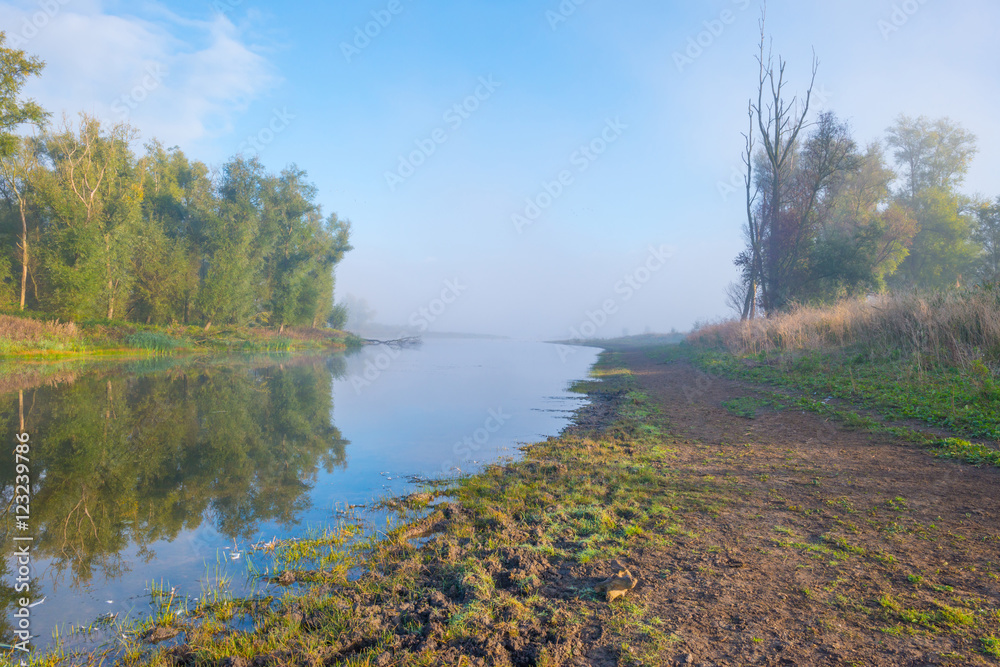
[0,354,348,642]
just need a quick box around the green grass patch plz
[664,344,1000,469]
[721,396,769,419]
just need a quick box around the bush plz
[0,314,78,344]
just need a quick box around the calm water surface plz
[0,338,598,652]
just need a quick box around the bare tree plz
[751,6,817,314]
[738,102,762,320]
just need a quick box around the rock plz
[146,626,181,644]
[594,563,639,602]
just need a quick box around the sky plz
[3,0,999,339]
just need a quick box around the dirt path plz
[614,348,1000,666]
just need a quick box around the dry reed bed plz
[689,290,1000,364]
[0,314,78,344]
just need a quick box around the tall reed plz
[688,288,1000,366]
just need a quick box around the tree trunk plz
[105,235,114,319]
[19,200,28,311]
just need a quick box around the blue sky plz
[4,0,999,338]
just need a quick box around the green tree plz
[885,115,979,289]
[307,212,352,328]
[805,143,916,299]
[132,142,209,323]
[0,32,47,158]
[973,198,1000,284]
[885,115,977,203]
[36,116,143,319]
[197,155,265,328]
[0,32,48,310]
[890,187,978,289]
[256,167,353,330]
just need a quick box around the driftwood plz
[362,336,422,348]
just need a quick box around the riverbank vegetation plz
[0,33,353,340]
[685,287,1000,470]
[0,312,361,358]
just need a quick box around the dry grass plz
[689,289,1000,365]
[0,314,79,344]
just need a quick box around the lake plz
[0,338,599,653]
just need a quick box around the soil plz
[598,348,1000,666]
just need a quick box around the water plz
[0,338,599,652]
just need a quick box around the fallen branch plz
[362,336,422,348]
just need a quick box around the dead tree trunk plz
[752,7,817,315]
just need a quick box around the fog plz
[9,0,1000,339]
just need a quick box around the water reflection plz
[0,340,600,651]
[0,355,348,643]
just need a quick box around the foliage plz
[0,31,48,158]
[735,52,920,315]
[0,45,353,328]
[973,197,1000,284]
[885,115,977,203]
[733,41,988,315]
[125,331,186,352]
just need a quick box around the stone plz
[594,563,639,602]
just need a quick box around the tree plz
[884,116,979,289]
[803,143,916,300]
[0,137,42,309]
[885,115,977,204]
[0,32,47,158]
[735,41,918,311]
[739,9,818,316]
[132,142,208,323]
[198,154,266,328]
[36,116,143,319]
[973,198,1000,284]
[735,103,762,320]
[890,187,978,289]
[0,32,48,309]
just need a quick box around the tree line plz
[731,16,999,319]
[0,33,352,329]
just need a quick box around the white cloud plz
[3,0,279,148]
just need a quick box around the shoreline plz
[0,313,364,361]
[13,340,1000,666]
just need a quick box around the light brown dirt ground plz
[607,348,1000,666]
